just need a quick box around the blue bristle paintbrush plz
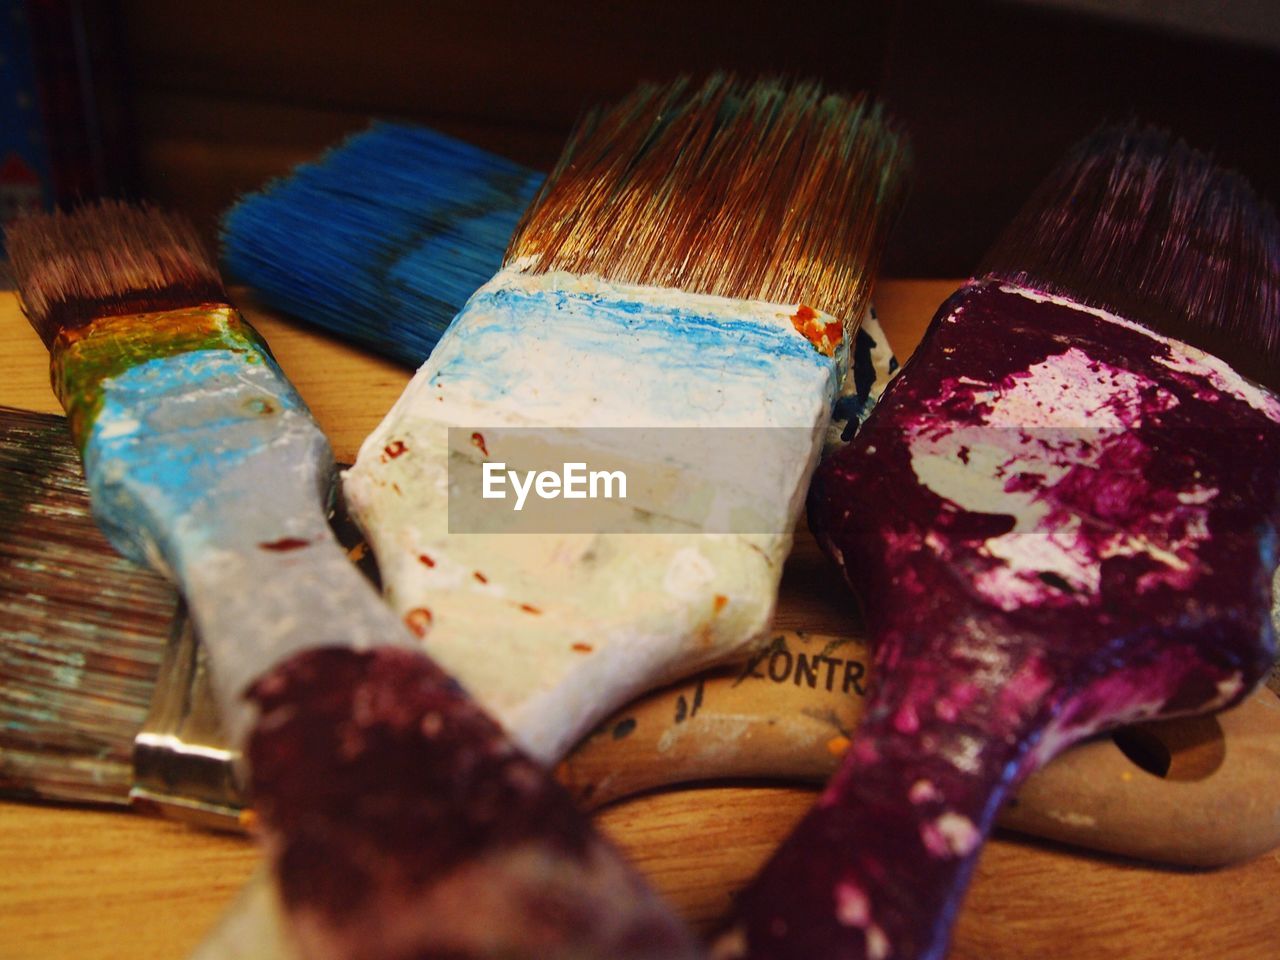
[220,122,544,365]
[5,201,701,960]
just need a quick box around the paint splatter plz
[403,607,433,637]
[259,537,310,552]
[791,304,843,356]
[920,813,980,858]
[834,882,869,927]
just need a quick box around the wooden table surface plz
[1,280,1276,959]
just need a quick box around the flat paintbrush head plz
[506,73,910,326]
[6,200,227,345]
[220,122,544,366]
[0,407,175,806]
[981,125,1280,390]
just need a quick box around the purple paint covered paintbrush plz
[713,127,1280,960]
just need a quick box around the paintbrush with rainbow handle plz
[714,127,1280,960]
[5,203,699,960]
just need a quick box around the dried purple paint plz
[715,281,1280,960]
[248,647,700,960]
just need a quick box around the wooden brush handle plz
[1001,686,1280,866]
[557,631,867,808]
[560,630,1280,868]
[153,624,1280,868]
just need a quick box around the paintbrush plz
[342,74,910,767]
[219,122,544,366]
[6,411,1278,865]
[0,404,176,806]
[713,126,1280,960]
[5,203,700,960]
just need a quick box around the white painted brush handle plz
[180,517,418,750]
[79,323,418,749]
[344,266,848,762]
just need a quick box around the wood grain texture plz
[1,280,1276,959]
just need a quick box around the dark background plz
[19,0,1280,276]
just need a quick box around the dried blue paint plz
[81,348,316,570]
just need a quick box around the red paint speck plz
[384,440,408,459]
[713,594,728,614]
[790,304,842,357]
[418,554,436,568]
[403,608,433,637]
[474,571,488,584]
[471,432,489,457]
[519,603,542,615]
[259,537,310,552]
[571,643,593,653]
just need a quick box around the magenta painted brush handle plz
[247,646,699,959]
[717,625,1042,960]
[714,280,1280,960]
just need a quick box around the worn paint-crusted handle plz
[53,306,421,748]
[742,280,1280,960]
[344,267,849,763]
[712,625,1050,960]
[243,645,701,960]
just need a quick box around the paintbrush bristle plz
[506,74,910,325]
[5,200,226,345]
[221,122,544,365]
[0,407,175,806]
[981,124,1280,389]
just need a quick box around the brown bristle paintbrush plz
[717,126,1280,960]
[341,73,910,770]
[5,203,701,959]
[5,410,1280,868]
